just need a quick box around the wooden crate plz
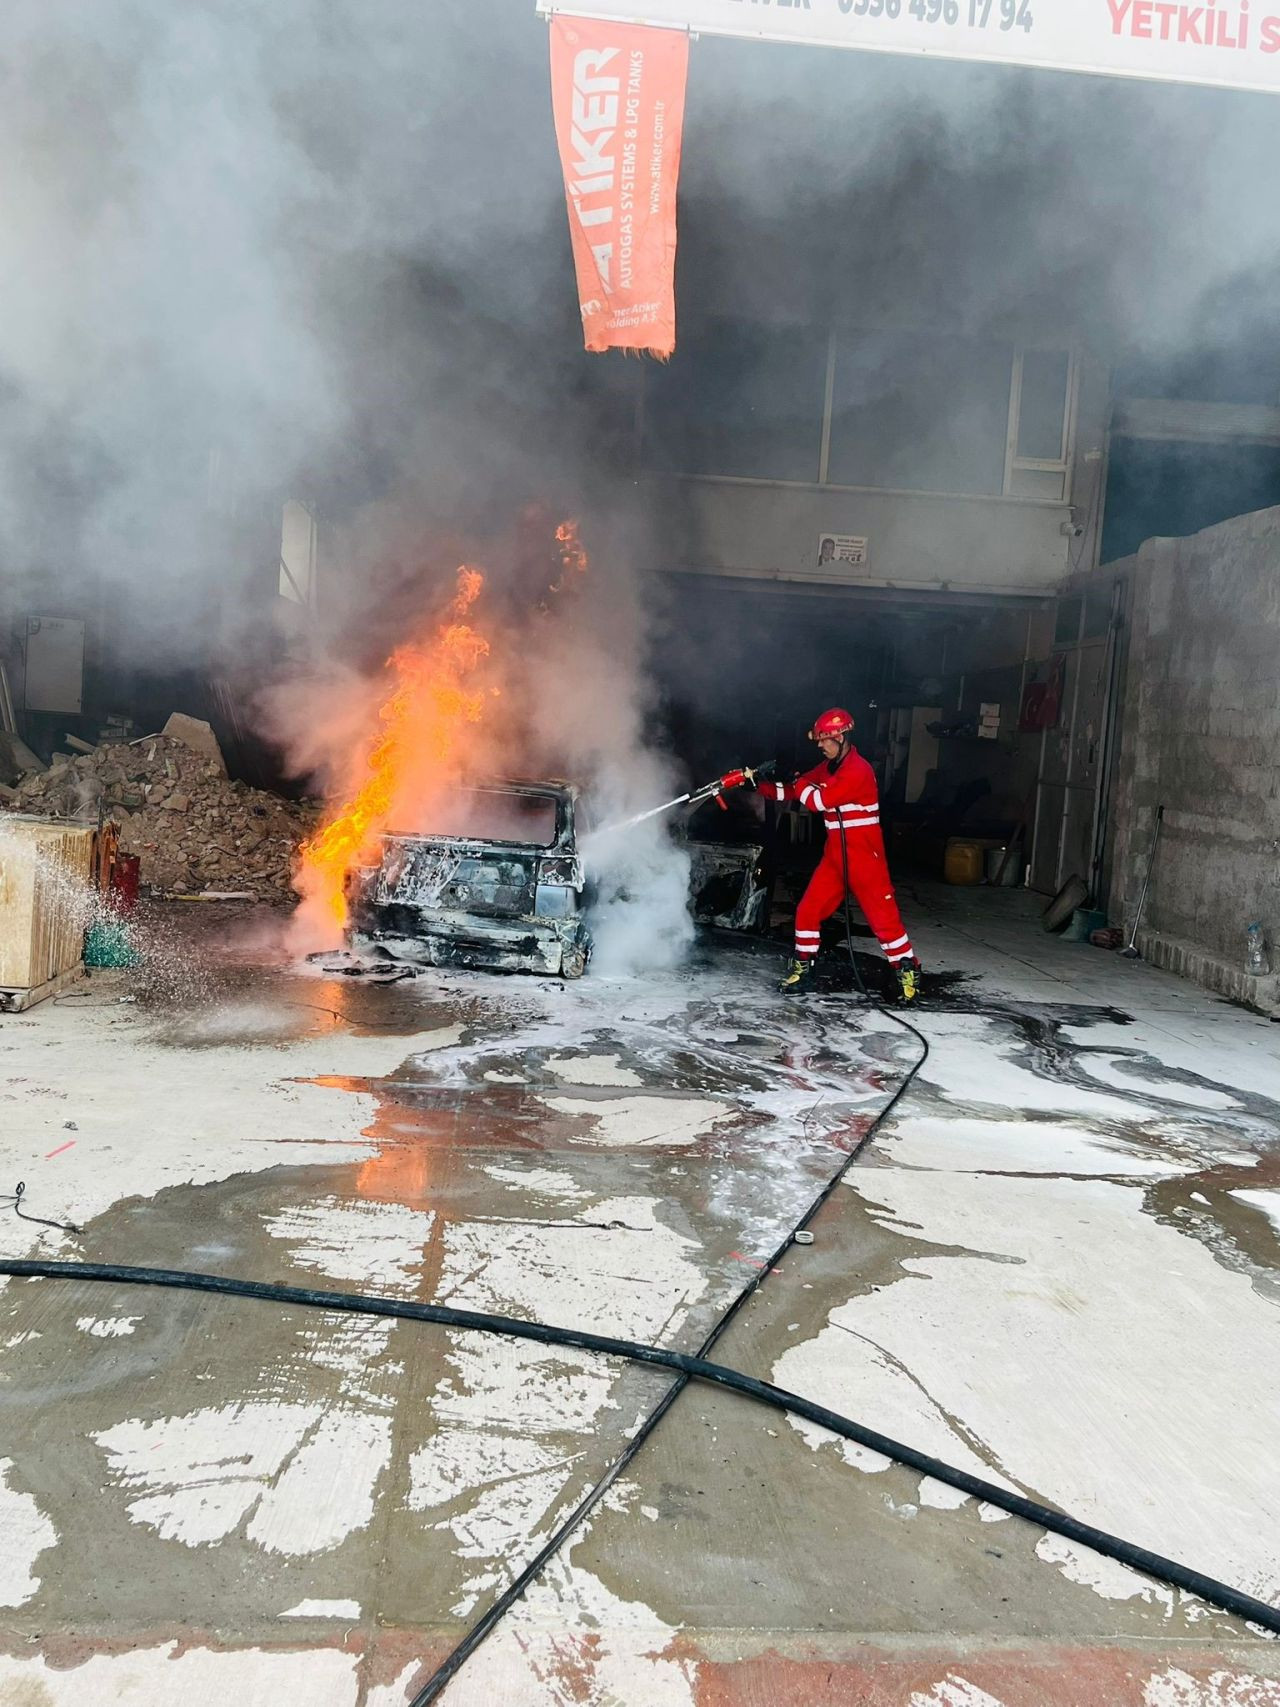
[0,817,95,994]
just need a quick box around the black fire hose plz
[1,1257,1277,1651]
[5,837,1275,1692]
[401,913,934,1702]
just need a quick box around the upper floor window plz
[643,319,826,482]
[641,318,1076,502]
[826,330,1012,496]
[1004,348,1076,500]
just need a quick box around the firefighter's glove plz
[737,759,775,799]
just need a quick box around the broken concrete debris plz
[161,710,229,773]
[3,717,317,902]
[0,729,46,785]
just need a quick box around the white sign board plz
[817,532,868,567]
[24,617,84,715]
[538,0,1280,95]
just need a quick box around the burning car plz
[344,778,769,979]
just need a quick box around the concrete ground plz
[2,886,1279,1706]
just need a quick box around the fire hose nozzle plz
[710,760,776,809]
[593,761,778,838]
[718,759,775,792]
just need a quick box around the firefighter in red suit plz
[758,707,921,1001]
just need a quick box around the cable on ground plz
[4,1181,79,1235]
[3,844,938,1702]
[0,1256,1276,1654]
[399,910,930,1701]
[7,863,1266,1700]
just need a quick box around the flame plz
[549,517,588,596]
[296,566,491,934]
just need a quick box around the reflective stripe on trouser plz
[793,828,913,962]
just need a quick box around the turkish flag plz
[549,15,688,357]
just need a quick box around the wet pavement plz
[1,888,1278,1705]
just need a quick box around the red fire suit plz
[761,749,914,966]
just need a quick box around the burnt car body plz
[345,778,768,979]
[681,833,770,933]
[345,781,591,977]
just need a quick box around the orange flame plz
[297,566,491,933]
[549,518,588,596]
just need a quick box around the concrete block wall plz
[1108,505,1280,1008]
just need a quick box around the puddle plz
[6,916,1278,1673]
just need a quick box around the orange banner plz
[549,15,688,358]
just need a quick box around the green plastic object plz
[84,919,140,969]
[1065,906,1109,943]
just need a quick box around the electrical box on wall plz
[24,617,85,714]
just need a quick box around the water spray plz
[593,761,775,837]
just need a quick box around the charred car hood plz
[347,825,590,978]
[375,836,542,916]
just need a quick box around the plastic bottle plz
[1246,922,1269,976]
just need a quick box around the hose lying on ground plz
[7,916,1271,1698]
[2,1256,1276,1659]
[6,938,933,1704]
[404,984,931,1703]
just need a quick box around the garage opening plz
[653,573,1107,915]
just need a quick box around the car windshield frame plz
[387,784,570,850]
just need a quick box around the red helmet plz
[810,707,855,742]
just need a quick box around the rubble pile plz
[3,715,318,901]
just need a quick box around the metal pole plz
[1121,804,1164,957]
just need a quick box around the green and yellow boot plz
[895,958,923,1004]
[779,957,814,995]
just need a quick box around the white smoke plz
[6,0,1276,668]
[514,509,695,975]
[257,494,697,972]
[0,1,582,664]
[586,819,694,976]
